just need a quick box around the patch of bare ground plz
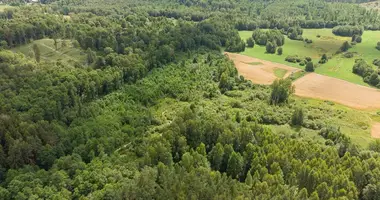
[371,123,380,138]
[293,73,380,110]
[225,52,300,85]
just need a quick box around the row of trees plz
[352,59,380,87]
[252,29,285,46]
[332,25,364,37]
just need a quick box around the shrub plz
[319,54,328,64]
[291,107,304,126]
[246,38,255,48]
[277,47,283,55]
[266,42,277,54]
[305,61,314,72]
[340,41,352,52]
[304,38,313,44]
[344,52,354,58]
[373,59,380,67]
[356,36,362,43]
[285,55,301,63]
[270,79,294,105]
[376,42,380,50]
[287,26,303,41]
[353,59,373,77]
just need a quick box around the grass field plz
[12,39,86,64]
[239,29,380,86]
[274,68,287,78]
[0,5,13,12]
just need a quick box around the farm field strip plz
[293,73,380,110]
[239,29,380,86]
[225,52,300,84]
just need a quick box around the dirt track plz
[371,123,380,138]
[225,53,300,85]
[293,73,380,109]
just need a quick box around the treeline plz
[0,7,67,47]
[352,59,380,87]
[332,25,364,37]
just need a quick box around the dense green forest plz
[1,0,380,199]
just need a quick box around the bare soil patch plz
[361,1,380,11]
[294,73,380,109]
[225,52,300,85]
[371,123,380,138]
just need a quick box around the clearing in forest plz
[12,39,85,64]
[225,52,300,85]
[293,73,380,110]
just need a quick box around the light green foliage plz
[2,0,380,199]
[274,68,287,78]
[291,107,304,126]
[240,29,380,86]
[13,39,85,65]
[270,79,294,105]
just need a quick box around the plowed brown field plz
[371,123,380,139]
[293,73,380,109]
[225,53,300,85]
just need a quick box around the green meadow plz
[239,29,380,86]
[0,5,12,12]
[12,39,86,64]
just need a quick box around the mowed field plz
[12,39,86,64]
[225,52,300,84]
[239,29,380,86]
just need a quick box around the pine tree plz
[33,44,40,63]
[245,171,253,186]
[227,151,243,179]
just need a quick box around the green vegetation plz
[13,39,85,65]
[333,25,364,37]
[1,0,380,199]
[274,68,287,78]
[240,29,380,86]
[247,61,262,65]
[0,5,12,12]
[305,61,315,72]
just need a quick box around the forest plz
[1,0,380,199]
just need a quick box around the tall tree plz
[33,44,41,63]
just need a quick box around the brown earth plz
[227,52,380,110]
[360,1,380,11]
[371,123,380,138]
[225,52,300,85]
[293,73,380,110]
